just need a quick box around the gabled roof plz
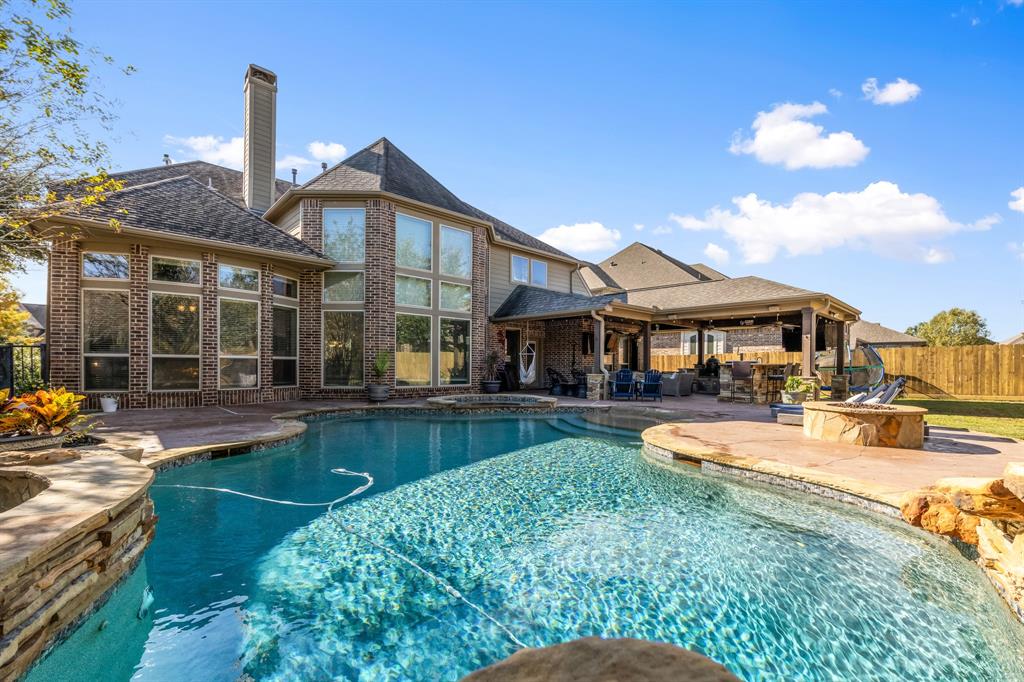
[849,321,926,346]
[303,137,573,259]
[492,285,623,321]
[579,262,623,293]
[622,276,818,311]
[1003,332,1024,345]
[103,160,294,209]
[598,242,723,290]
[689,263,728,281]
[19,304,46,331]
[75,176,326,261]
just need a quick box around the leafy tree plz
[0,0,133,276]
[0,280,39,344]
[906,308,992,347]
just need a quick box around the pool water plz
[28,414,1024,681]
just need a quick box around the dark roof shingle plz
[492,285,622,320]
[623,276,816,310]
[106,160,293,209]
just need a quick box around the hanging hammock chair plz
[519,322,537,386]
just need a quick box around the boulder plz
[900,491,980,545]
[933,477,1024,520]
[461,637,741,682]
[1003,462,1024,503]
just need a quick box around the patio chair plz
[546,367,569,396]
[638,369,663,402]
[571,369,588,399]
[867,376,906,405]
[729,361,753,403]
[611,368,635,400]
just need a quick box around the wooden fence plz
[649,344,1024,400]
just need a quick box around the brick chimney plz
[242,64,278,213]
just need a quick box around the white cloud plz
[861,77,922,105]
[164,135,243,169]
[1009,187,1024,212]
[729,102,869,170]
[829,88,843,99]
[703,243,730,265]
[307,141,347,163]
[537,222,621,253]
[668,212,715,230]
[651,225,672,236]
[671,181,999,264]
[1006,0,1023,6]
[1009,242,1024,261]
[634,223,645,231]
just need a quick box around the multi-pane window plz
[219,299,259,389]
[440,226,472,278]
[82,290,129,390]
[530,260,548,287]
[219,264,259,292]
[395,275,430,308]
[396,314,430,386]
[511,254,529,283]
[324,271,364,302]
[324,311,363,386]
[152,256,201,285]
[395,213,432,271]
[272,275,298,299]
[82,253,129,280]
[440,282,471,312]
[272,306,298,387]
[151,293,200,390]
[324,208,365,263]
[510,254,548,287]
[440,318,470,385]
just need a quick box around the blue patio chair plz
[638,369,663,402]
[611,368,635,400]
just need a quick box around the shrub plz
[784,376,815,394]
[0,387,87,437]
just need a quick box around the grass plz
[896,399,1024,440]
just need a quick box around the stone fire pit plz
[803,401,927,449]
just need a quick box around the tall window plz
[396,213,432,271]
[82,253,128,280]
[396,314,431,386]
[440,282,471,312]
[324,272,364,302]
[395,275,430,308]
[219,264,259,292]
[152,256,201,285]
[440,226,472,278]
[272,306,298,387]
[219,299,259,389]
[530,259,548,287]
[511,254,529,283]
[324,311,363,386]
[82,290,129,390]
[151,293,200,390]
[324,208,365,263]
[440,318,470,385]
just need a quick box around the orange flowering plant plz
[0,388,88,437]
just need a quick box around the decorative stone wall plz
[803,402,926,448]
[0,471,48,514]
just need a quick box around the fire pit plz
[802,401,927,449]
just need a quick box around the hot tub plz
[425,394,557,410]
[802,401,928,449]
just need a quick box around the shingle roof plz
[849,320,926,346]
[579,262,623,293]
[19,304,45,330]
[77,176,325,260]
[304,137,573,259]
[104,160,294,209]
[622,276,817,311]
[598,243,719,290]
[492,285,623,320]
[689,263,728,281]
[1002,332,1024,345]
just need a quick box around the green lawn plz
[896,399,1024,440]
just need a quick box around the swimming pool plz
[28,413,1024,681]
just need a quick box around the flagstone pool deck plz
[88,394,1023,513]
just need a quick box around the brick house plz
[41,65,861,409]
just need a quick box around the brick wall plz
[543,317,594,380]
[470,225,488,389]
[259,262,274,402]
[363,199,396,397]
[298,269,324,398]
[128,244,150,409]
[200,252,218,406]
[726,326,783,353]
[47,237,81,391]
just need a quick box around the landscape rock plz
[1003,462,1024,503]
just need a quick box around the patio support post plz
[642,322,651,371]
[835,320,845,374]
[592,314,605,374]
[697,327,705,366]
[801,307,816,377]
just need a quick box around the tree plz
[0,280,38,344]
[906,308,992,347]
[0,0,133,276]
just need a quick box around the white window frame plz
[395,274,433,310]
[323,207,366,264]
[395,311,433,388]
[149,255,202,287]
[81,251,129,281]
[395,212,434,274]
[439,280,472,313]
[81,287,130,392]
[510,254,529,283]
[218,296,260,390]
[271,302,299,388]
[439,224,473,280]
[438,316,472,386]
[218,263,260,294]
[322,309,365,388]
[272,274,299,300]
[323,270,365,303]
[530,259,548,288]
[149,290,202,392]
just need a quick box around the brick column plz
[299,269,322,398]
[128,244,150,408]
[201,253,219,406]
[364,198,396,391]
[259,263,274,402]
[471,226,488,390]
[47,237,82,391]
[299,198,324,251]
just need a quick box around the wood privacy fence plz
[649,345,1024,400]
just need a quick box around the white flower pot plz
[100,397,119,413]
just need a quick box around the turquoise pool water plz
[28,413,1024,681]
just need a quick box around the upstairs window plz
[219,264,259,292]
[396,213,432,271]
[324,208,365,263]
[510,254,547,287]
[440,282,471,312]
[324,271,364,303]
[531,260,548,287]
[511,255,529,283]
[440,226,472,279]
[152,256,201,285]
[272,275,298,298]
[83,253,129,280]
[395,275,431,308]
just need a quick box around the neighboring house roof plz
[579,262,623,293]
[19,304,46,333]
[75,176,326,261]
[597,243,723,290]
[1002,332,1024,345]
[492,285,623,321]
[622,276,816,311]
[689,263,728,281]
[102,160,294,209]
[848,320,926,347]
[302,137,573,259]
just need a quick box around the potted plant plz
[482,350,502,394]
[367,351,391,402]
[0,387,88,451]
[782,376,815,404]
[100,394,119,413]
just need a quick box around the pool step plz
[548,416,644,440]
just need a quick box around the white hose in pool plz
[153,469,530,650]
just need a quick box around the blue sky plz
[13,1,1023,339]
